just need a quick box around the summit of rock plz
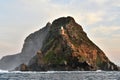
[52,16,75,25]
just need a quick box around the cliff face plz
[0,23,51,70]
[20,16,119,71]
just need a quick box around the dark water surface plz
[0,71,120,80]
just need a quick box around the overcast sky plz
[0,0,120,66]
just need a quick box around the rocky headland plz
[15,16,119,71]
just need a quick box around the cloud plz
[50,0,71,5]
[91,26,120,35]
[82,12,104,25]
[112,34,120,38]
[88,0,108,5]
[109,0,120,7]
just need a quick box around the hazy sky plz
[0,0,120,66]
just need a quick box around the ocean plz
[0,71,120,80]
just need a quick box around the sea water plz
[0,70,120,80]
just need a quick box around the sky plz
[0,0,120,66]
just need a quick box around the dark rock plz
[15,63,28,71]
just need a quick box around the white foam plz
[96,70,102,72]
[0,69,9,73]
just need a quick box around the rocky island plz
[0,16,119,71]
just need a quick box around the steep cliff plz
[0,23,51,70]
[20,16,119,71]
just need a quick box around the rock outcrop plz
[17,16,119,71]
[0,23,51,70]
